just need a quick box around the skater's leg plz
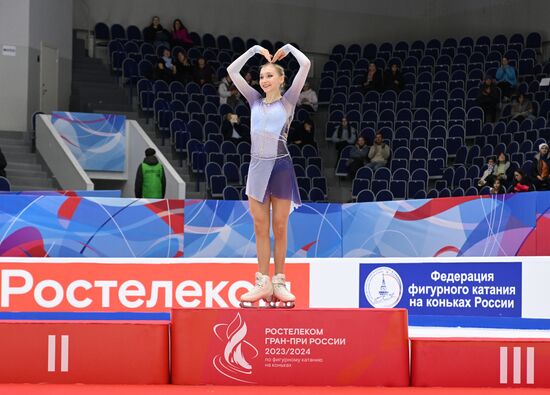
[249,197,271,275]
[271,196,291,275]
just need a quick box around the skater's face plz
[260,64,284,94]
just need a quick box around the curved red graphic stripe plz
[394,196,483,221]
[300,241,317,252]
[58,197,83,221]
[433,245,460,257]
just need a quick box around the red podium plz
[171,308,409,386]
[411,337,550,388]
[0,321,169,384]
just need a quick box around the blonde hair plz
[261,62,285,77]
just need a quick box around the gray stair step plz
[7,163,43,173]
[3,153,38,164]
[6,167,48,177]
[7,174,54,184]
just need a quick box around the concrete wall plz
[0,1,31,132]
[0,0,72,133]
[74,0,547,55]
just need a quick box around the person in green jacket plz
[135,148,166,198]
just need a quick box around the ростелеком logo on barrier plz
[212,312,258,383]
[364,267,403,308]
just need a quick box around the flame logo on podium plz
[212,313,259,383]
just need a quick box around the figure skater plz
[227,43,311,308]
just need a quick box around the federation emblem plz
[212,312,259,383]
[364,267,403,308]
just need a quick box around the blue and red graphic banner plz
[51,112,126,172]
[0,196,183,257]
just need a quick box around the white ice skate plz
[271,273,295,308]
[240,272,273,308]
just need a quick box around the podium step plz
[171,308,409,386]
[0,322,169,384]
[411,337,550,388]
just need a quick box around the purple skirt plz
[262,156,301,208]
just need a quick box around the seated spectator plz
[331,117,357,155]
[347,136,369,178]
[384,62,404,92]
[297,81,318,112]
[478,156,496,187]
[362,63,384,94]
[496,57,517,100]
[143,16,170,49]
[152,59,174,83]
[531,142,550,191]
[366,131,390,171]
[170,19,193,49]
[173,51,192,83]
[192,57,213,86]
[222,113,250,144]
[511,93,536,123]
[244,71,261,92]
[288,120,316,148]
[218,72,232,104]
[494,152,510,183]
[490,178,506,194]
[509,169,532,193]
[0,147,6,178]
[161,48,174,71]
[218,72,241,108]
[477,78,499,123]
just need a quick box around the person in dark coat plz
[221,113,250,144]
[384,62,404,92]
[288,120,316,148]
[143,16,170,49]
[192,57,213,86]
[363,63,384,93]
[531,143,550,191]
[0,147,7,178]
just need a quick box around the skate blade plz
[269,299,295,309]
[240,298,274,308]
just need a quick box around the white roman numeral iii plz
[48,335,69,373]
[500,346,534,385]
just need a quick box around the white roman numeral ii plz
[48,335,69,373]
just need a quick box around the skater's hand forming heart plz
[258,47,272,63]
[271,47,287,63]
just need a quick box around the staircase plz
[70,37,203,199]
[0,131,57,191]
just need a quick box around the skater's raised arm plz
[227,45,269,104]
[273,44,311,106]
